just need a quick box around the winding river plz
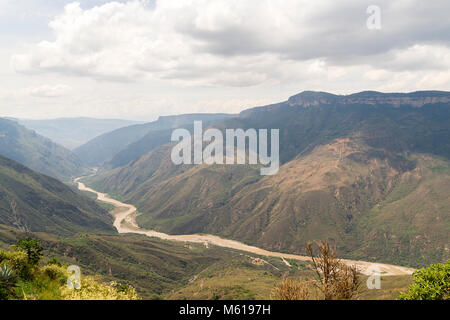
[75,178,415,276]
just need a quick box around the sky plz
[0,0,449,121]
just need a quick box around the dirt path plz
[76,178,415,276]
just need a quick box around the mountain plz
[0,118,86,181]
[15,117,142,150]
[0,155,114,235]
[83,90,450,268]
[74,113,232,167]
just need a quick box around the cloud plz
[26,84,71,97]
[10,0,450,87]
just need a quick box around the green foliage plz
[0,264,16,300]
[0,248,32,281]
[41,265,65,281]
[60,277,139,300]
[16,238,43,266]
[0,264,17,297]
[0,264,14,281]
[398,260,450,300]
[46,257,62,267]
[0,237,140,300]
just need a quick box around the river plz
[75,178,415,276]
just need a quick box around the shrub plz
[60,277,139,300]
[306,241,361,300]
[398,260,449,300]
[0,264,17,300]
[46,257,62,267]
[272,241,361,300]
[272,278,312,300]
[0,249,33,280]
[0,249,28,271]
[41,265,66,281]
[15,238,43,266]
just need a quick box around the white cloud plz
[2,0,450,121]
[26,84,71,97]
[10,0,450,88]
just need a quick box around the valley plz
[2,1,449,303]
[75,178,415,276]
[1,90,448,300]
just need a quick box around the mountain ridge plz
[0,154,114,235]
[83,90,450,268]
[0,118,87,181]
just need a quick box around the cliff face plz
[287,90,450,108]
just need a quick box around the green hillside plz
[83,91,450,268]
[0,225,415,300]
[0,118,86,181]
[0,155,114,235]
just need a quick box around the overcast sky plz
[1,0,449,120]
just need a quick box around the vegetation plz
[0,155,114,235]
[306,241,361,300]
[2,91,449,300]
[0,226,415,300]
[0,238,138,300]
[273,241,361,300]
[86,138,450,267]
[398,260,449,300]
[272,278,314,300]
[0,118,86,181]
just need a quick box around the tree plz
[15,238,43,266]
[273,240,361,300]
[398,260,449,300]
[306,240,361,300]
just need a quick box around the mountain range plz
[0,118,87,181]
[74,113,232,167]
[1,89,448,299]
[82,90,450,267]
[13,117,142,150]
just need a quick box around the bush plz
[15,238,43,266]
[60,277,139,300]
[398,260,449,300]
[0,249,33,280]
[46,257,62,267]
[0,264,17,300]
[0,249,28,271]
[306,241,361,300]
[272,278,312,300]
[273,241,362,300]
[41,265,66,281]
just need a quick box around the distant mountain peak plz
[287,90,450,108]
